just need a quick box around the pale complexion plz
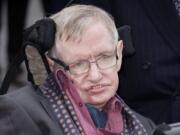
[51,22,123,109]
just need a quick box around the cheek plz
[103,68,119,96]
[115,74,119,91]
[99,68,119,93]
[70,75,85,90]
[110,72,119,90]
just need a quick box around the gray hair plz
[50,4,118,53]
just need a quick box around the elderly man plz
[0,5,155,135]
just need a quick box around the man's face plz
[55,22,123,109]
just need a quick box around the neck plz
[87,102,107,111]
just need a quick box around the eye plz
[97,54,116,69]
[99,55,113,62]
[75,61,86,67]
[70,60,88,69]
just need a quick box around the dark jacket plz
[74,0,180,124]
[0,86,156,135]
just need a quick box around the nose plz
[88,62,102,82]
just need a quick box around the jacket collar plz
[36,87,60,125]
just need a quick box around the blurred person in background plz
[42,0,70,16]
[3,0,29,86]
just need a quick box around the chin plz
[89,97,109,107]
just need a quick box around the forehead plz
[55,23,115,63]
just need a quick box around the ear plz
[116,40,123,72]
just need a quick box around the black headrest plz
[117,25,135,57]
[23,18,56,53]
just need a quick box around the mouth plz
[88,84,108,94]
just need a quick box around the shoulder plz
[0,85,43,135]
[116,95,156,134]
[0,85,41,113]
[0,85,33,103]
[0,85,48,115]
[133,111,156,134]
[1,85,40,104]
[0,84,44,118]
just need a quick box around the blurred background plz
[0,0,44,91]
[0,0,70,92]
